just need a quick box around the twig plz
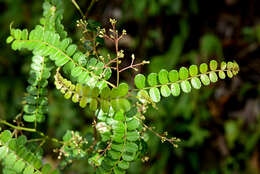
[72,0,86,20]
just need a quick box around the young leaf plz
[168,70,179,82]
[147,73,158,86]
[180,81,191,93]
[179,67,189,80]
[199,63,208,73]
[209,60,218,70]
[200,74,210,85]
[160,85,171,97]
[158,69,169,84]
[189,65,198,77]
[191,77,201,89]
[219,70,226,79]
[209,72,218,83]
[134,74,146,89]
[149,87,161,102]
[171,83,180,96]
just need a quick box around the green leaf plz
[199,63,208,73]
[111,99,131,112]
[134,74,146,89]
[149,87,160,102]
[171,83,180,96]
[23,166,34,174]
[137,90,150,103]
[55,56,69,66]
[160,85,171,97]
[13,159,26,173]
[0,130,12,143]
[41,164,52,174]
[118,83,128,97]
[5,152,16,166]
[191,77,201,89]
[179,67,189,80]
[125,142,138,153]
[71,67,82,77]
[100,87,110,99]
[127,118,140,130]
[221,61,227,70]
[168,70,178,82]
[147,73,158,86]
[66,44,77,56]
[6,36,14,44]
[0,146,8,159]
[227,70,233,78]
[72,93,79,103]
[158,69,169,84]
[200,74,210,85]
[227,61,234,69]
[111,143,124,152]
[118,161,130,170]
[127,131,139,141]
[23,115,36,122]
[122,153,135,162]
[21,29,28,40]
[114,167,126,174]
[189,65,198,76]
[108,150,121,160]
[79,97,88,108]
[219,70,226,79]
[90,99,98,111]
[209,60,218,70]
[209,72,218,83]
[114,110,124,121]
[100,100,110,113]
[180,81,191,93]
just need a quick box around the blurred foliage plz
[0,0,260,173]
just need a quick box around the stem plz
[0,120,64,144]
[115,38,119,87]
[0,120,36,132]
[72,0,86,20]
[85,0,98,18]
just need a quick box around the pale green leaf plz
[209,72,218,83]
[149,87,160,102]
[227,70,233,78]
[221,61,227,70]
[191,77,201,89]
[160,85,171,97]
[219,70,226,79]
[170,83,180,96]
[200,74,210,85]
[209,60,218,70]
[181,81,191,93]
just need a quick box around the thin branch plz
[85,0,98,18]
[72,0,86,20]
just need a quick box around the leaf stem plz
[72,0,86,20]
[0,120,64,144]
[0,120,36,132]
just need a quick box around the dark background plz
[0,0,260,173]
